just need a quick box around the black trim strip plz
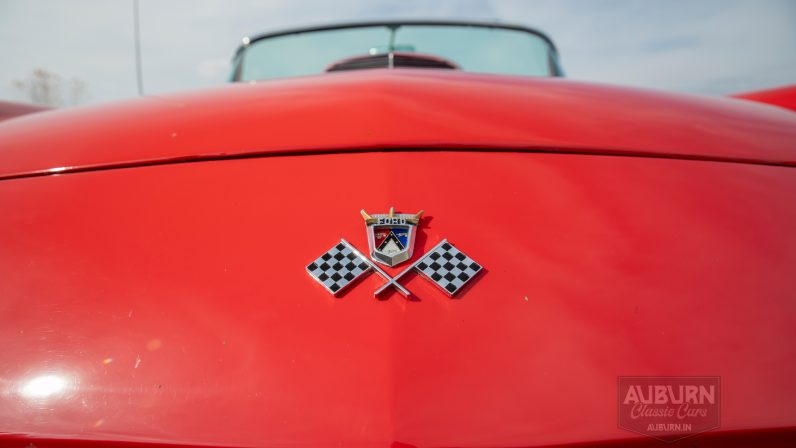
[0,147,792,182]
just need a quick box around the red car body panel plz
[1,70,795,182]
[733,85,796,113]
[0,100,50,123]
[1,70,795,447]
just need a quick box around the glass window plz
[236,24,558,81]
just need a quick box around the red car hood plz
[1,151,795,447]
[0,69,795,181]
[1,70,796,447]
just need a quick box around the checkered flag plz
[414,241,482,296]
[306,241,372,295]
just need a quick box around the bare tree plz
[12,69,88,106]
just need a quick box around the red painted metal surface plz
[2,68,796,446]
[1,150,795,447]
[1,70,796,181]
[733,84,796,113]
[0,100,50,122]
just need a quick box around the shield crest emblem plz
[361,207,423,267]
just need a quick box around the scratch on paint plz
[134,354,142,369]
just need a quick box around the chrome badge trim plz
[360,207,422,267]
[306,208,483,298]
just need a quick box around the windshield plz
[233,22,561,81]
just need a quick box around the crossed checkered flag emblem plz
[306,239,482,298]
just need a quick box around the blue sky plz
[1,0,794,105]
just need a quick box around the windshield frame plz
[231,20,563,81]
